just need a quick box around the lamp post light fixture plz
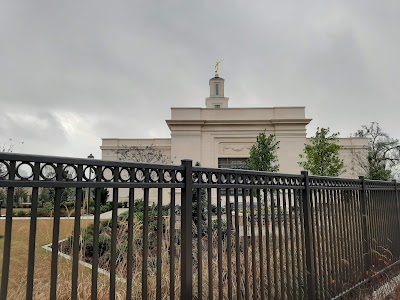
[87,154,94,215]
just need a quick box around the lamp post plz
[87,154,94,215]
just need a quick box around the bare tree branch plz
[1,139,24,153]
[111,144,171,164]
[0,139,24,178]
[352,122,400,180]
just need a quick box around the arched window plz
[215,83,219,96]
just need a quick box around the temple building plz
[101,72,367,182]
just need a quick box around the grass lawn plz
[0,218,118,299]
[0,214,310,299]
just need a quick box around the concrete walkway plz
[0,208,130,220]
[97,208,129,219]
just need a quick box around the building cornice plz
[170,106,307,110]
[101,138,171,141]
[270,119,312,124]
[100,145,171,151]
[166,119,312,128]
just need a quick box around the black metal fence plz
[0,153,399,299]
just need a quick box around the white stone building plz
[101,74,367,175]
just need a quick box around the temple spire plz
[206,63,229,108]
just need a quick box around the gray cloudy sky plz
[1,1,399,159]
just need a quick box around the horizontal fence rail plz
[0,152,399,299]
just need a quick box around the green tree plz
[92,188,110,205]
[353,122,400,180]
[39,188,52,203]
[246,132,280,172]
[13,187,29,206]
[299,127,344,176]
[39,167,75,205]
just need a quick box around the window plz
[214,104,221,108]
[218,158,248,195]
[215,83,219,95]
[218,158,247,170]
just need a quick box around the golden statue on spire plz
[215,59,223,77]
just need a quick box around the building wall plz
[336,138,368,178]
[101,138,172,162]
[101,137,367,205]
[167,106,311,174]
[101,105,368,204]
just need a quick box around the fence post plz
[181,160,193,299]
[359,176,371,276]
[301,171,316,300]
[394,180,400,260]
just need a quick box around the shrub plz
[211,204,217,215]
[64,200,75,209]
[100,203,112,213]
[212,219,228,239]
[13,210,29,217]
[175,205,181,215]
[118,202,128,208]
[43,201,53,211]
[37,207,51,217]
[17,210,29,217]
[134,200,145,212]
[162,203,171,216]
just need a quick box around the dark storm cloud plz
[0,1,399,158]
